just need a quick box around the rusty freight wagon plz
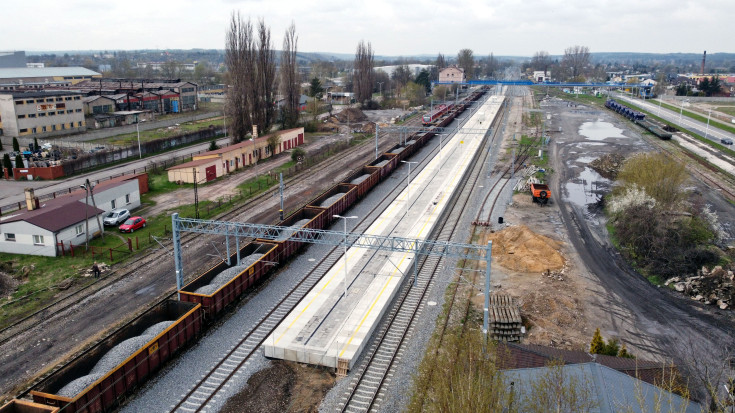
[366,153,398,180]
[307,184,357,227]
[179,242,279,320]
[256,207,326,261]
[31,301,201,413]
[342,167,380,199]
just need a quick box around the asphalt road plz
[547,97,735,402]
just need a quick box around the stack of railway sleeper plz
[488,294,522,342]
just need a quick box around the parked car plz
[103,208,130,226]
[721,138,733,145]
[119,216,146,233]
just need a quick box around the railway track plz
[167,100,475,413]
[0,118,421,349]
[337,93,505,413]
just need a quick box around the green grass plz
[715,106,735,117]
[0,253,99,329]
[101,118,224,146]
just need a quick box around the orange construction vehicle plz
[530,183,551,204]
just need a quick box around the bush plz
[291,147,306,163]
[208,140,218,151]
[303,120,318,133]
[361,100,379,110]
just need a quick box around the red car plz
[119,216,146,233]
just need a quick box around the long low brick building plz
[167,127,304,184]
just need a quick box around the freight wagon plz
[342,167,380,199]
[256,207,326,261]
[179,242,279,320]
[307,184,358,226]
[366,153,399,180]
[31,301,201,413]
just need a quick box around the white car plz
[103,208,130,226]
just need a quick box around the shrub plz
[291,147,306,163]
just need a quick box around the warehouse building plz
[167,127,304,184]
[0,67,101,86]
[0,91,86,138]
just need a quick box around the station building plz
[439,66,466,83]
[0,91,86,138]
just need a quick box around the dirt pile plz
[334,108,368,123]
[489,225,565,273]
[665,266,735,310]
[219,361,334,413]
[589,153,625,180]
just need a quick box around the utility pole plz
[87,179,104,242]
[193,168,199,219]
[279,172,284,220]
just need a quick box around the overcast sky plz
[3,0,732,57]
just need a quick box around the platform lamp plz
[334,214,357,297]
[401,161,418,212]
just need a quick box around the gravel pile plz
[274,219,311,241]
[194,265,248,295]
[319,193,346,207]
[59,320,175,397]
[58,373,104,397]
[350,174,371,185]
[374,160,389,167]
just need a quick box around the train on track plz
[605,99,672,140]
[422,103,452,126]
[8,88,489,413]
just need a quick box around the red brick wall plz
[12,165,65,181]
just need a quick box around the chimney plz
[252,125,258,139]
[702,51,707,75]
[24,188,37,211]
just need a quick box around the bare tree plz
[457,48,475,80]
[485,52,497,79]
[354,40,375,105]
[561,45,591,81]
[531,51,552,76]
[280,23,300,128]
[225,11,253,143]
[392,64,412,92]
[225,13,276,143]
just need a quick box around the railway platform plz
[263,95,504,371]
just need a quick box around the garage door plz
[205,165,216,181]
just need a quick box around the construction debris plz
[334,108,368,123]
[665,266,735,310]
[589,153,625,180]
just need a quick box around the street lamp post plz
[679,99,687,124]
[401,160,418,212]
[705,109,712,140]
[334,215,357,297]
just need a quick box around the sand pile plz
[488,225,565,273]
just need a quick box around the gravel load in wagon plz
[57,321,174,397]
[274,219,311,241]
[350,174,371,185]
[374,160,389,168]
[194,265,248,295]
[406,140,416,145]
[319,193,346,207]
[390,147,405,154]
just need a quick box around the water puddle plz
[564,167,610,209]
[579,120,626,141]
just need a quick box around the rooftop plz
[1,90,82,99]
[0,67,100,80]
